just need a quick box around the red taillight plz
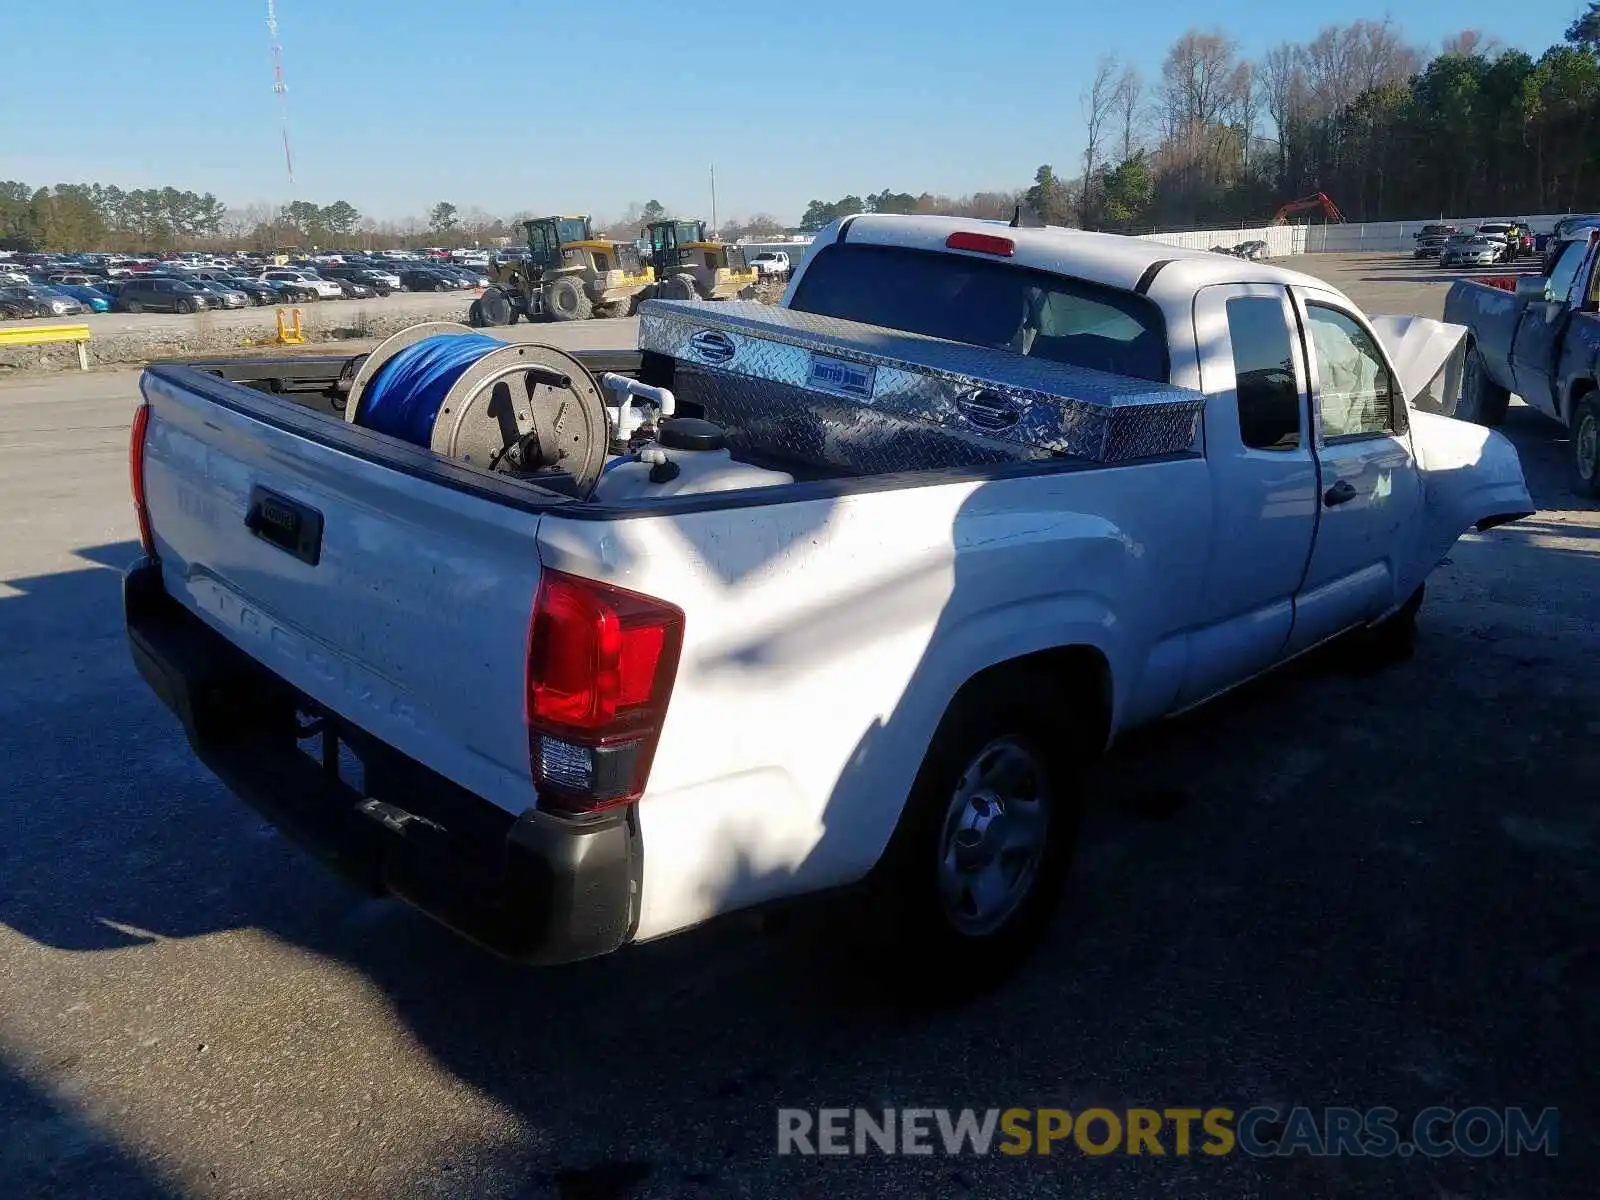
[525,570,684,814]
[945,231,1015,257]
[130,402,154,556]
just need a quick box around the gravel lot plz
[0,255,1593,1199]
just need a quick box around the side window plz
[1225,296,1301,450]
[1304,304,1398,440]
[1549,241,1586,305]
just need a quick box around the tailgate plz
[138,366,552,815]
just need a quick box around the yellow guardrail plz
[0,323,93,370]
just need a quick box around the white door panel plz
[1287,286,1422,653]
[1179,284,1318,706]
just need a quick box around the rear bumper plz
[124,560,639,964]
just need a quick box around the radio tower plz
[267,0,294,184]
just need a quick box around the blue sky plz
[0,1,1587,226]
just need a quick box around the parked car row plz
[0,252,492,321]
[1413,221,1535,267]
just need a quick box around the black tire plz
[1455,344,1511,426]
[466,299,486,328]
[1573,392,1600,498]
[544,277,593,322]
[863,674,1086,1000]
[177,299,194,314]
[478,287,513,327]
[658,272,697,302]
[433,282,447,293]
[125,300,144,314]
[628,283,659,316]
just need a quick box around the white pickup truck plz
[125,214,1532,991]
[747,250,791,280]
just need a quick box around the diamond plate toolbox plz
[637,300,1204,474]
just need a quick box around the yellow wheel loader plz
[472,215,654,326]
[638,219,759,304]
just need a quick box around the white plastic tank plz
[591,418,794,501]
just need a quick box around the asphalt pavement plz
[0,258,1594,1199]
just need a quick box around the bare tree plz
[221,201,274,242]
[1114,66,1145,161]
[1441,29,1504,58]
[1351,19,1422,93]
[1231,61,1259,174]
[1259,42,1309,187]
[1300,20,1420,118]
[1159,29,1244,189]
[1161,30,1242,129]
[1081,55,1121,225]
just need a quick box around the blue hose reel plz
[344,322,611,494]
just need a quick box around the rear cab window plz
[789,242,1170,383]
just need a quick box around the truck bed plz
[1442,276,1528,395]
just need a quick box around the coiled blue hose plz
[355,333,505,446]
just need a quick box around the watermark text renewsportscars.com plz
[777,1106,1559,1158]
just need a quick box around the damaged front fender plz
[1406,408,1534,588]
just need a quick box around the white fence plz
[1137,210,1591,257]
[1137,225,1309,257]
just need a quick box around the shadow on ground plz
[0,1060,176,1200]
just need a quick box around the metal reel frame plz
[428,342,611,496]
[343,321,480,423]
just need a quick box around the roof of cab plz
[826,213,1346,302]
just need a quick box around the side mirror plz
[1514,274,1550,303]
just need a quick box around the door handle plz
[1323,479,1359,507]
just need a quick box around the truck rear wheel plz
[1574,393,1600,498]
[865,676,1084,1000]
[1456,344,1511,427]
[544,277,592,322]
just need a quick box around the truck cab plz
[1444,228,1600,492]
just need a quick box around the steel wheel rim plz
[1579,414,1599,482]
[936,738,1049,937]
